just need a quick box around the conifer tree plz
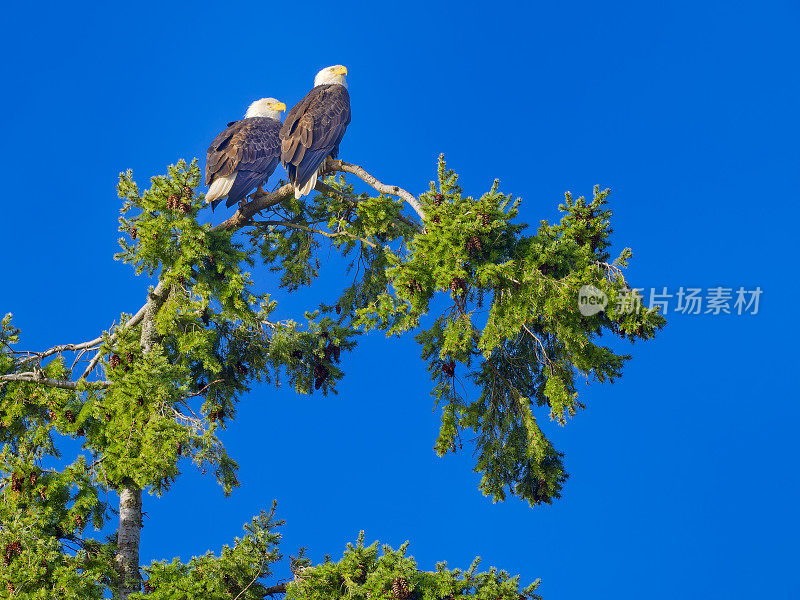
[0,155,664,598]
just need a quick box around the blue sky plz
[1,1,799,598]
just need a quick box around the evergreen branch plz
[315,181,421,232]
[0,372,110,389]
[66,158,421,386]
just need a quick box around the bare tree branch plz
[79,305,149,380]
[593,260,629,288]
[214,183,295,232]
[262,584,287,597]
[0,372,110,390]
[251,220,377,249]
[325,159,426,220]
[232,560,266,600]
[14,339,103,368]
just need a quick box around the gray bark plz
[115,484,143,598]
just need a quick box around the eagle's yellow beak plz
[334,66,348,76]
[271,101,287,112]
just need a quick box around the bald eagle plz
[205,98,286,209]
[280,65,351,198]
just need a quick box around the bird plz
[280,65,351,198]
[205,98,286,210]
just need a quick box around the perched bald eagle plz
[205,98,286,209]
[280,65,351,198]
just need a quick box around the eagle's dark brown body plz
[280,84,351,194]
[205,117,281,209]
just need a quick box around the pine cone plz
[465,235,483,255]
[167,193,179,209]
[143,580,154,593]
[407,279,423,294]
[64,409,75,424]
[441,360,456,378]
[449,277,466,296]
[325,342,341,363]
[176,442,183,456]
[433,193,444,206]
[314,363,330,390]
[178,202,191,215]
[29,471,37,487]
[477,211,492,228]
[354,563,367,584]
[7,581,14,594]
[182,186,194,199]
[392,577,409,600]
[538,264,553,277]
[235,362,248,376]
[130,227,138,240]
[3,541,21,565]
[47,407,56,421]
[109,354,121,369]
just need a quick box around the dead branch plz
[262,584,287,597]
[251,220,377,249]
[0,372,111,390]
[325,159,426,220]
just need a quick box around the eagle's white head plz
[245,98,287,119]
[314,65,348,88]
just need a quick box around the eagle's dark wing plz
[206,117,282,208]
[280,84,351,188]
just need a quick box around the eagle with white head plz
[280,65,351,198]
[205,97,286,209]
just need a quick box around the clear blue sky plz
[1,1,799,598]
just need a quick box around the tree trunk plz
[115,484,143,598]
[113,280,170,597]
